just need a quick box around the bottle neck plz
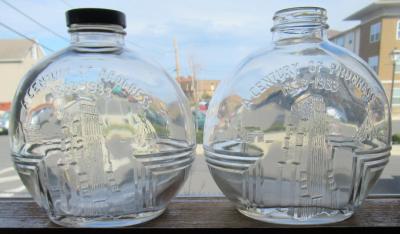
[271,7,329,45]
[69,24,125,49]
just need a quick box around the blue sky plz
[0,0,373,80]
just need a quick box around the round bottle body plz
[10,45,195,227]
[203,40,391,224]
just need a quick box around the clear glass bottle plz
[203,7,391,225]
[10,8,195,227]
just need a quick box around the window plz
[31,45,37,60]
[347,32,354,45]
[370,22,381,43]
[394,53,400,73]
[397,20,400,40]
[335,36,345,47]
[368,56,379,72]
[394,88,400,105]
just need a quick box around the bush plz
[196,130,204,144]
[393,134,400,144]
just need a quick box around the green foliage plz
[393,134,400,144]
[196,130,204,144]
[152,122,170,137]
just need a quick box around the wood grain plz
[0,197,398,229]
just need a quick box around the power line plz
[0,21,55,52]
[0,0,158,53]
[2,0,175,57]
[0,0,173,56]
[1,0,69,42]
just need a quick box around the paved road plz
[0,135,28,197]
[0,135,399,198]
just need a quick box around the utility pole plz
[189,57,198,104]
[390,49,400,110]
[189,57,199,130]
[173,38,180,80]
[391,59,396,108]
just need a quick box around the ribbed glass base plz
[238,207,353,225]
[49,209,165,228]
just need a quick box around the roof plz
[0,39,36,62]
[328,25,360,39]
[176,76,193,83]
[328,30,341,39]
[345,0,400,20]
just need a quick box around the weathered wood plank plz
[0,197,398,228]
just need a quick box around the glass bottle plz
[10,8,195,227]
[203,7,391,225]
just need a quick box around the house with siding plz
[0,39,45,111]
[330,0,400,115]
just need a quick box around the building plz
[176,76,220,102]
[176,76,194,100]
[0,39,45,111]
[197,79,219,99]
[330,27,361,54]
[329,0,400,114]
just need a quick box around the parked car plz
[0,111,10,134]
[192,110,205,130]
[198,101,208,112]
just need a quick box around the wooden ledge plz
[0,197,399,230]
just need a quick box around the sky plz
[0,0,374,80]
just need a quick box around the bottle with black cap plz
[9,8,195,227]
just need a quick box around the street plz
[0,135,27,197]
[0,135,399,197]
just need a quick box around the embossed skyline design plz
[55,98,123,215]
[278,94,338,217]
[19,95,195,217]
[205,92,390,220]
